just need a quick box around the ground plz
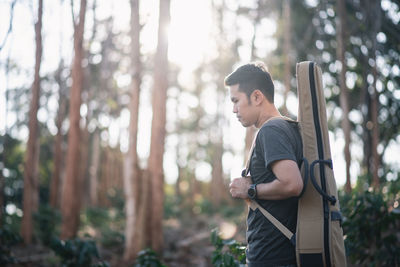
[5,207,247,267]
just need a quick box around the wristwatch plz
[248,184,257,199]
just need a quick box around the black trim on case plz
[299,253,324,267]
[309,62,331,267]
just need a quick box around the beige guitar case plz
[295,61,346,267]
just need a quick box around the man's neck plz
[255,108,281,128]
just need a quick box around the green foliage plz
[0,224,22,265]
[163,194,182,219]
[220,202,246,219]
[133,248,167,267]
[50,237,109,267]
[2,212,22,234]
[84,207,110,228]
[107,188,125,213]
[33,204,61,246]
[340,186,400,266]
[81,207,125,250]
[100,228,124,249]
[37,131,55,203]
[194,197,214,215]
[211,229,246,267]
[1,134,25,209]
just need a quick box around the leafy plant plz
[211,228,246,267]
[0,225,22,265]
[340,187,400,266]
[133,248,167,267]
[50,237,109,267]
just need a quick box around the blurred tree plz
[245,10,258,165]
[336,0,352,193]
[83,14,122,208]
[97,146,123,207]
[21,0,43,244]
[340,0,400,187]
[282,0,292,117]
[173,90,182,199]
[50,59,68,208]
[61,0,87,239]
[365,0,382,189]
[147,0,170,253]
[80,0,98,209]
[0,149,3,224]
[277,0,400,189]
[209,1,236,207]
[0,0,16,52]
[89,129,100,206]
[124,0,144,261]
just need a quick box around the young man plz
[225,62,303,267]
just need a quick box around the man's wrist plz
[247,184,257,199]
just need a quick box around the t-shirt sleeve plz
[257,125,297,169]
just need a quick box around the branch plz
[0,0,17,52]
[70,0,76,28]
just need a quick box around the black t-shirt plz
[246,118,303,266]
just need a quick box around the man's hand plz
[229,176,252,199]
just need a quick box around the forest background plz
[0,0,399,266]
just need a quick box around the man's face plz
[229,84,256,127]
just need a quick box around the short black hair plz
[224,62,274,103]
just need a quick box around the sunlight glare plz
[168,0,213,69]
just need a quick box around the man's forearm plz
[256,179,300,200]
[229,160,303,200]
[229,176,301,200]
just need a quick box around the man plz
[225,62,303,267]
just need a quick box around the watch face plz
[248,189,255,198]
[248,184,256,199]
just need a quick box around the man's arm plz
[229,159,303,200]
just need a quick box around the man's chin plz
[237,118,251,127]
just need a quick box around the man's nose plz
[232,105,238,113]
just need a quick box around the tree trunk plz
[98,148,108,206]
[147,0,170,253]
[21,0,43,244]
[369,0,381,189]
[174,91,182,199]
[244,0,261,163]
[175,165,182,197]
[50,61,67,208]
[60,0,87,239]
[211,85,227,207]
[282,0,292,116]
[89,130,100,206]
[123,0,143,261]
[78,127,89,208]
[211,142,224,206]
[336,0,352,193]
[371,66,380,189]
[361,54,372,179]
[0,164,3,224]
[249,0,260,62]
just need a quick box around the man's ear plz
[252,89,264,105]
